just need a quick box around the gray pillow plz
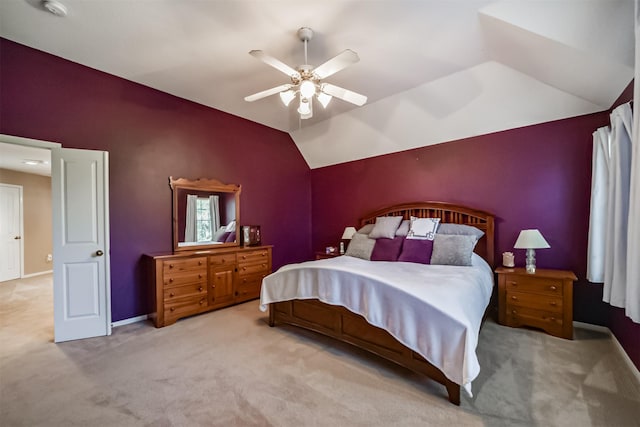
[437,223,484,240]
[369,216,403,239]
[430,234,477,266]
[345,233,376,260]
[357,224,375,235]
[395,219,411,236]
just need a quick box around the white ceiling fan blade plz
[313,49,360,79]
[244,84,293,102]
[321,83,367,106]
[249,50,300,79]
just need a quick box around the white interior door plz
[0,184,23,282]
[52,147,111,342]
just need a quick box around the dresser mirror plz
[170,176,241,252]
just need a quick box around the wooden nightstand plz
[315,251,341,260]
[495,267,577,340]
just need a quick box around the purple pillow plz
[371,236,404,261]
[224,232,236,243]
[397,239,434,264]
[217,231,231,242]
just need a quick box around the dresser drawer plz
[209,253,237,267]
[236,280,261,302]
[238,262,269,277]
[163,257,207,274]
[238,249,270,265]
[163,270,206,288]
[164,282,207,301]
[505,290,563,313]
[164,295,208,322]
[504,275,563,297]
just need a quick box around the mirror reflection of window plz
[185,194,220,243]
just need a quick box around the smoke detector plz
[43,0,67,17]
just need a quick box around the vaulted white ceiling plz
[0,0,633,168]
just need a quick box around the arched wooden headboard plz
[359,201,495,267]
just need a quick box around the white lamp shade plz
[279,90,295,106]
[317,91,332,108]
[299,80,316,98]
[514,229,550,249]
[341,226,357,240]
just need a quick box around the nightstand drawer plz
[504,275,563,297]
[506,290,563,313]
[506,306,563,333]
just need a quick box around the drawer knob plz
[199,286,203,292]
[243,267,247,270]
[550,285,557,291]
[170,307,175,312]
[169,264,174,269]
[169,292,175,297]
[262,253,266,256]
[200,298,205,305]
[199,274,203,279]
[221,259,225,263]
[262,264,266,268]
[242,255,247,259]
[511,296,517,300]
[550,317,556,321]
[550,301,557,306]
[211,284,216,289]
[243,278,247,283]
[511,309,517,315]
[169,278,174,283]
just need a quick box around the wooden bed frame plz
[268,202,495,405]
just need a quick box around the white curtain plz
[587,126,611,283]
[626,0,640,323]
[184,194,197,243]
[602,104,633,310]
[209,195,220,234]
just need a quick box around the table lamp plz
[340,226,357,254]
[513,229,550,274]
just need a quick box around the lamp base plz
[525,248,536,274]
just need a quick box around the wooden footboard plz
[268,299,461,405]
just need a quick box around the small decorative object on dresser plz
[496,267,577,339]
[242,225,261,246]
[315,250,340,260]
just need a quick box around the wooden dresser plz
[145,245,272,327]
[496,267,577,340]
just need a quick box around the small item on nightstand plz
[339,241,345,254]
[502,252,515,267]
[325,246,337,254]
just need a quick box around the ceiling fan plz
[244,27,367,119]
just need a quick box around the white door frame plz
[0,183,24,281]
[0,134,112,340]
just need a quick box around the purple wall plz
[310,107,639,370]
[0,38,312,321]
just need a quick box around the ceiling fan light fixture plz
[279,89,296,106]
[299,80,316,99]
[317,92,332,108]
[297,97,312,119]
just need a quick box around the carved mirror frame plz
[170,176,241,253]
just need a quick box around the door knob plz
[96,250,104,256]
[14,236,21,240]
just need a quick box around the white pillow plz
[225,220,236,232]
[407,217,440,240]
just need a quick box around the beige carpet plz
[1,274,639,426]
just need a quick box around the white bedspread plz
[259,254,494,396]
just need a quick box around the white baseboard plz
[22,270,53,278]
[112,314,148,328]
[574,321,640,386]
